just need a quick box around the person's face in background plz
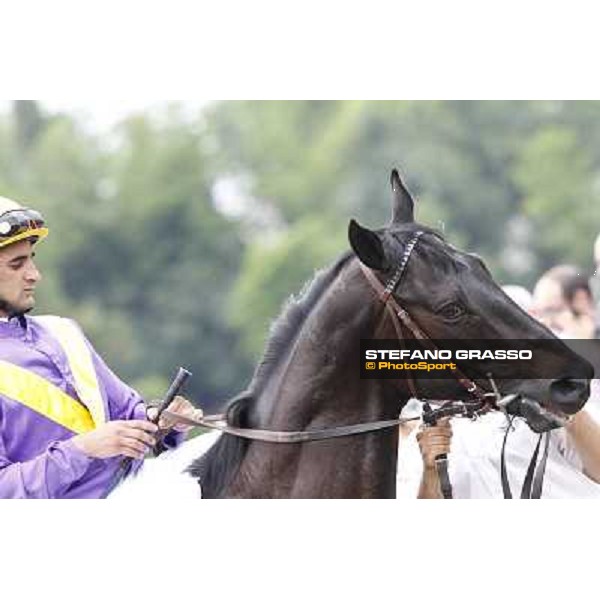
[532,277,596,339]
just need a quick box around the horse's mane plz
[251,250,353,396]
[188,251,353,498]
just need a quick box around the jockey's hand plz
[146,395,203,433]
[416,417,452,469]
[71,420,159,460]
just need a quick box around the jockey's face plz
[0,240,42,318]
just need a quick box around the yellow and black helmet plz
[0,196,48,249]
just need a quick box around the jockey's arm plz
[0,434,106,499]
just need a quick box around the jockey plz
[0,195,202,498]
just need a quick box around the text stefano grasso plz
[364,349,533,360]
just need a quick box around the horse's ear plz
[390,168,415,223]
[348,219,389,271]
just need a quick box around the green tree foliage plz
[1,100,599,407]
[230,215,346,359]
[206,100,600,364]
[514,124,600,270]
[55,113,250,407]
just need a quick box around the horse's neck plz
[228,262,403,498]
[229,382,401,499]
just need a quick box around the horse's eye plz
[439,302,466,320]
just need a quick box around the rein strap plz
[161,400,482,444]
[161,410,420,442]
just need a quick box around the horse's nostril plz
[552,379,581,396]
[550,378,589,413]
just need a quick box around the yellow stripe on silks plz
[35,316,107,428]
[0,360,95,433]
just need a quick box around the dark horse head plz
[189,169,592,498]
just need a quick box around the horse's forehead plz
[444,243,472,265]
[411,236,479,280]
[420,235,466,263]
[425,234,453,253]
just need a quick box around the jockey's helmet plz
[0,196,48,249]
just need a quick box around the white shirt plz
[447,413,600,499]
[397,385,600,499]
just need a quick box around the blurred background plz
[2,100,599,411]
